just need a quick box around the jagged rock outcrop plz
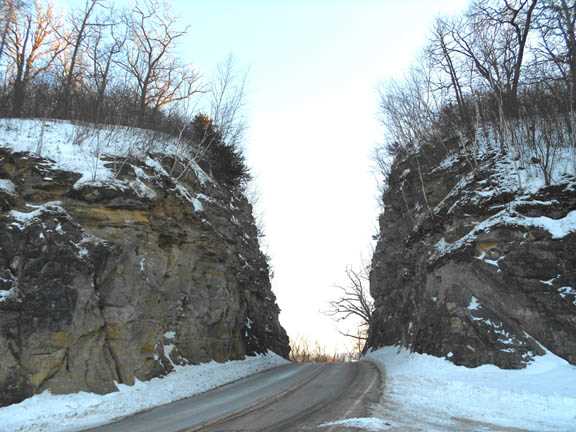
[0,137,289,406]
[367,136,576,368]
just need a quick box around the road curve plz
[84,361,381,432]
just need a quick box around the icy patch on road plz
[0,352,288,432]
[364,346,576,431]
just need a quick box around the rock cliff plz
[367,133,576,368]
[0,120,289,406]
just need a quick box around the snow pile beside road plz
[0,353,288,432]
[320,417,397,431]
[364,346,576,431]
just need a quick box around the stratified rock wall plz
[367,136,576,368]
[0,145,289,406]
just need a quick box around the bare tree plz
[58,0,103,116]
[450,0,539,115]
[85,7,126,120]
[0,0,22,67]
[427,17,470,126]
[210,55,247,149]
[5,0,68,116]
[119,0,200,126]
[378,64,442,153]
[326,265,374,343]
[536,1,576,98]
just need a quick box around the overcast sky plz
[168,0,470,352]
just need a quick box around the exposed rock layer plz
[0,146,289,406]
[367,138,576,368]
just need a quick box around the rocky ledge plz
[367,137,576,369]
[0,122,289,407]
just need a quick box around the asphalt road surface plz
[85,361,381,432]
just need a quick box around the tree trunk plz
[12,79,26,117]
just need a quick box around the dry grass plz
[289,337,360,363]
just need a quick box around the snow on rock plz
[0,118,212,186]
[128,179,157,200]
[173,183,204,212]
[0,118,213,209]
[0,353,288,432]
[559,287,576,305]
[432,208,576,263]
[8,202,66,230]
[144,156,170,176]
[191,197,204,212]
[0,179,16,195]
[467,296,480,311]
[0,288,15,302]
[431,152,459,173]
[365,346,576,432]
[514,210,576,239]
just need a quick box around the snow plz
[0,288,15,302]
[432,209,576,262]
[468,296,480,311]
[245,317,254,337]
[0,118,211,187]
[0,119,218,218]
[432,152,459,173]
[192,197,204,212]
[320,417,397,430]
[129,179,157,200]
[474,123,576,191]
[0,179,16,195]
[9,202,65,230]
[541,276,558,286]
[515,210,576,239]
[144,156,170,176]
[364,346,576,432]
[559,287,576,305]
[173,183,204,212]
[0,352,288,432]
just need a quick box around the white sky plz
[171,0,470,353]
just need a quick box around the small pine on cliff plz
[0,118,289,407]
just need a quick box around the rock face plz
[367,137,576,368]
[0,145,289,406]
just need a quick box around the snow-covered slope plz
[363,347,576,431]
[0,118,209,186]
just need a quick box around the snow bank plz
[363,346,576,431]
[0,352,288,432]
[320,417,398,431]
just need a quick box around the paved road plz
[85,361,381,432]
